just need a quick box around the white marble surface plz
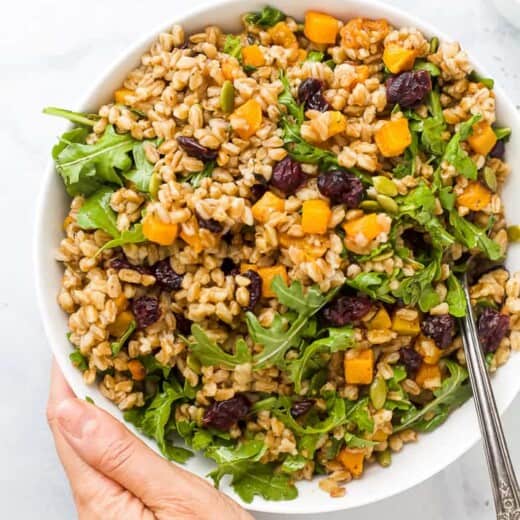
[1,0,519,518]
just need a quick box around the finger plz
[53,397,252,519]
[47,361,150,519]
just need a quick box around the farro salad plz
[46,5,520,502]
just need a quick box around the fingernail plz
[56,398,97,439]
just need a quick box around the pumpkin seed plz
[373,176,398,197]
[359,200,381,212]
[186,353,201,374]
[372,250,394,262]
[148,172,161,199]
[483,166,497,192]
[376,194,398,214]
[376,449,392,467]
[507,225,520,243]
[369,376,388,410]
[220,80,235,113]
[429,36,439,53]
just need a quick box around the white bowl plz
[34,0,520,514]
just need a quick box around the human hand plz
[47,360,253,520]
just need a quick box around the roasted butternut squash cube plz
[337,448,365,477]
[257,265,288,298]
[457,181,492,211]
[252,191,285,223]
[242,45,265,67]
[230,99,263,139]
[392,312,420,336]
[108,310,135,337]
[367,307,392,330]
[415,362,442,389]
[344,349,374,385]
[415,335,442,364]
[301,199,331,235]
[114,88,134,105]
[375,118,412,157]
[142,213,178,246]
[383,44,417,73]
[468,121,497,156]
[304,11,340,44]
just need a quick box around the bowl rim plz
[34,0,520,514]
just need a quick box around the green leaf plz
[385,365,412,411]
[469,71,494,89]
[223,34,242,61]
[190,324,252,368]
[446,274,466,317]
[110,320,137,355]
[182,161,215,187]
[345,272,396,304]
[192,430,214,451]
[207,440,266,467]
[76,187,119,237]
[439,186,456,211]
[245,6,286,27]
[122,143,155,193]
[449,211,503,260]
[307,50,325,62]
[344,432,378,448]
[287,327,355,392]
[494,126,512,141]
[279,72,304,124]
[53,125,134,196]
[69,350,88,371]
[97,223,146,253]
[394,360,471,432]
[281,454,307,473]
[139,354,172,378]
[345,397,374,433]
[247,277,335,369]
[443,114,482,179]
[43,106,99,127]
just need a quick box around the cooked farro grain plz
[46,4,517,504]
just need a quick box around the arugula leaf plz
[97,223,146,253]
[385,365,412,411]
[449,211,503,260]
[393,128,418,178]
[344,432,378,448]
[43,106,99,127]
[190,324,252,368]
[206,440,266,468]
[129,380,193,462]
[53,125,134,196]
[245,6,286,27]
[279,72,304,124]
[345,397,374,433]
[494,126,512,141]
[446,273,466,317]
[439,186,456,211]
[111,320,137,355]
[69,350,88,371]
[223,35,242,61]
[307,50,325,62]
[443,114,481,179]
[139,354,172,379]
[76,187,119,237]
[247,277,336,369]
[394,360,471,432]
[288,327,355,392]
[281,454,307,473]
[123,143,155,193]
[469,71,494,89]
[182,161,215,187]
[345,272,396,304]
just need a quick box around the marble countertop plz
[1,0,519,518]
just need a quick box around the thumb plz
[54,398,252,520]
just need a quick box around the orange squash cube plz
[468,121,497,156]
[415,336,442,365]
[344,349,374,385]
[457,181,492,211]
[304,11,340,44]
[337,448,365,477]
[252,191,285,223]
[268,21,297,47]
[257,265,289,298]
[230,99,263,139]
[383,45,417,73]
[415,363,442,389]
[301,199,331,235]
[142,213,178,246]
[114,88,134,105]
[108,310,135,337]
[242,45,265,67]
[367,307,392,330]
[375,118,412,157]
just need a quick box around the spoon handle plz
[460,274,520,519]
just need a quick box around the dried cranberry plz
[221,258,239,276]
[271,156,307,195]
[322,296,372,326]
[110,256,150,275]
[202,394,251,431]
[242,270,262,310]
[386,70,432,109]
[317,170,364,207]
[298,78,330,112]
[400,347,423,377]
[250,183,268,202]
[176,136,218,161]
[131,296,161,329]
[290,399,315,418]
[489,140,505,159]
[478,307,510,353]
[174,313,192,336]
[152,259,183,291]
[196,213,223,234]
[421,314,455,349]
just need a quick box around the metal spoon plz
[459,271,520,519]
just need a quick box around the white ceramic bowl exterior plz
[34,0,520,514]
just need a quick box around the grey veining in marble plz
[1,0,519,518]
